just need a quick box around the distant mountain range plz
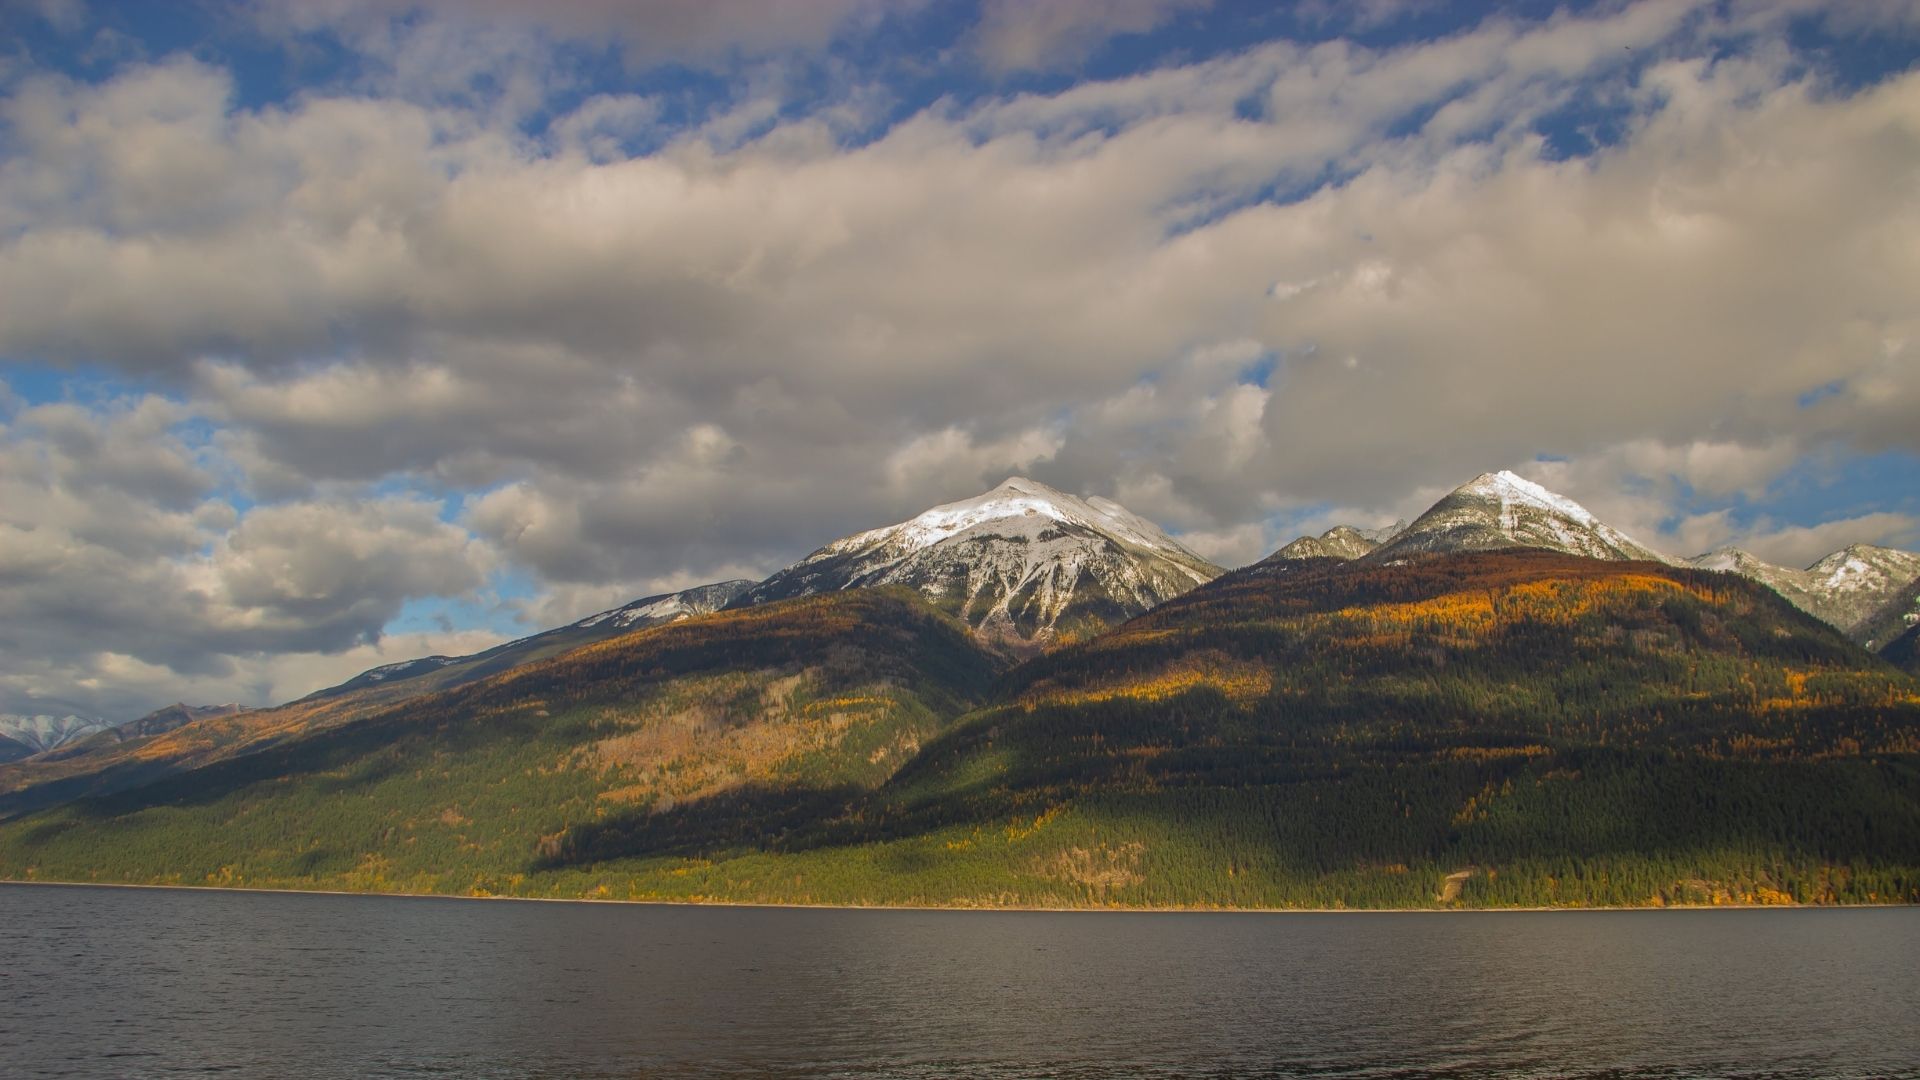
[11,469,1916,765]
[267,470,1920,708]
[0,715,112,762]
[1,469,1915,909]
[1261,469,1920,659]
[1685,545,1920,651]
[0,704,251,765]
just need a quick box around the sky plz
[1,0,1917,722]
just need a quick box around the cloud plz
[974,0,1211,74]
[0,396,499,717]
[250,0,904,69]
[884,425,1062,498]
[204,497,492,637]
[0,627,511,724]
[1731,512,1920,569]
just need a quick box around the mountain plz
[1687,547,1827,611]
[0,706,245,769]
[1800,545,1920,647]
[1368,471,1670,564]
[0,714,113,755]
[0,588,1007,897]
[302,579,758,704]
[734,478,1222,649]
[1688,544,1920,648]
[1266,476,1914,649]
[5,548,1915,909]
[123,703,251,739]
[1268,525,1381,562]
[0,581,758,819]
[864,549,1920,907]
[31,704,253,764]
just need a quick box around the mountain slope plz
[735,478,1222,649]
[0,735,31,766]
[0,589,1006,895]
[1689,544,1920,647]
[0,582,759,820]
[1369,471,1670,563]
[1885,623,1920,675]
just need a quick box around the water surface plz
[2,884,1915,1078]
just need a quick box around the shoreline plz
[3,877,1911,914]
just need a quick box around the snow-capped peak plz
[1369,470,1670,564]
[1458,470,1599,527]
[1689,546,1762,574]
[825,477,1205,566]
[741,478,1224,649]
[1806,544,1920,594]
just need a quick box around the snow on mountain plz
[25,703,256,764]
[570,580,756,631]
[1687,546,1823,607]
[1267,525,1382,562]
[1255,471,1912,646]
[309,580,759,703]
[1367,471,1672,564]
[1688,543,1920,646]
[0,713,113,755]
[736,477,1224,649]
[1355,521,1409,544]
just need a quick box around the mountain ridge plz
[1687,543,1920,649]
[300,579,759,705]
[1259,472,1916,650]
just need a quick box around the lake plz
[1,885,1915,1078]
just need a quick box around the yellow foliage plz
[1004,804,1064,843]
[1442,745,1551,762]
[1026,652,1272,708]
